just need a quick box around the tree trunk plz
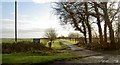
[104,22,107,44]
[105,16,115,44]
[97,19,104,44]
[82,19,87,44]
[84,2,92,44]
[88,24,92,44]
[118,18,120,43]
[103,2,115,46]
[94,2,104,45]
[84,32,87,44]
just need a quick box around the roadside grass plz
[94,49,120,55]
[52,40,68,49]
[62,39,78,44]
[0,54,2,63]
[0,39,2,44]
[90,42,120,55]
[40,39,48,45]
[2,52,80,63]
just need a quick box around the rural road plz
[49,40,120,65]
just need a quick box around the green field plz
[41,40,67,49]
[1,39,33,43]
[63,39,78,44]
[2,52,80,63]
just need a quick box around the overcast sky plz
[1,1,80,38]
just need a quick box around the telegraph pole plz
[15,1,17,42]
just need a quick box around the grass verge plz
[93,49,120,55]
[2,52,80,64]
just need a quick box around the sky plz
[1,0,119,38]
[1,1,79,38]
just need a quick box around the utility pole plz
[15,1,17,43]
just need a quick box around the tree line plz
[53,1,120,49]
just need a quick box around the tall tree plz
[54,2,90,44]
[100,2,115,45]
[54,2,120,48]
[84,2,92,44]
[93,2,104,44]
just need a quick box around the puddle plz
[90,56,104,59]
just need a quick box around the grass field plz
[2,52,80,63]
[1,39,33,43]
[62,39,78,44]
[51,40,67,49]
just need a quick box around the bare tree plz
[44,28,57,47]
[98,2,120,46]
[53,2,91,44]
[68,32,81,42]
[93,2,104,44]
[68,32,75,41]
